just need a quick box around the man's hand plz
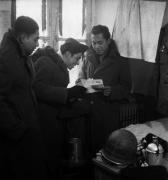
[103,86,111,96]
[92,85,111,96]
[67,85,87,101]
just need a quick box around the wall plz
[94,0,168,34]
[0,0,11,42]
[94,0,119,33]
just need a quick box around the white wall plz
[94,0,120,34]
[94,0,168,34]
[0,0,11,42]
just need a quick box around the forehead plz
[91,33,106,42]
[72,52,82,58]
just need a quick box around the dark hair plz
[31,46,59,63]
[60,38,88,55]
[13,16,39,37]
[91,25,111,40]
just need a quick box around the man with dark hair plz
[90,25,117,55]
[31,38,88,179]
[13,16,39,36]
[77,25,132,154]
[0,16,48,179]
[78,24,130,100]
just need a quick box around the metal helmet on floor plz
[101,129,138,166]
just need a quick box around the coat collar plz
[1,29,27,58]
[55,54,69,83]
[84,40,121,76]
[86,40,119,71]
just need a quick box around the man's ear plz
[64,51,71,58]
[18,33,26,44]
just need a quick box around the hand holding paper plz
[77,78,104,93]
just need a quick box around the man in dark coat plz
[0,16,48,179]
[78,25,132,154]
[32,40,88,179]
[78,25,131,101]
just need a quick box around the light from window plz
[16,0,47,37]
[61,0,84,39]
[59,0,86,87]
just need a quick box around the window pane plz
[62,0,84,39]
[16,0,47,37]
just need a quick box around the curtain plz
[112,0,166,62]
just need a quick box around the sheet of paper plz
[80,78,104,93]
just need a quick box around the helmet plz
[101,129,138,166]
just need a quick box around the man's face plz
[66,52,82,70]
[21,30,39,55]
[91,33,110,55]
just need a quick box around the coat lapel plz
[24,57,38,108]
[87,47,116,77]
[25,57,36,79]
[94,56,116,75]
[57,56,69,84]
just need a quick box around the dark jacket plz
[78,40,131,100]
[78,40,132,154]
[33,54,69,178]
[0,30,48,179]
[34,55,69,106]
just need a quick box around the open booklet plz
[78,78,104,93]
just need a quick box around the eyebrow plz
[92,40,103,43]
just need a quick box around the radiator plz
[119,102,145,128]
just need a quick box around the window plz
[16,0,48,47]
[59,0,86,87]
[60,0,85,39]
[16,0,87,87]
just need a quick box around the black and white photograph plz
[0,0,168,179]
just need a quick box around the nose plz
[94,43,100,50]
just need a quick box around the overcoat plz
[0,30,48,179]
[78,41,132,154]
[33,54,70,178]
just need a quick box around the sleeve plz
[110,57,132,100]
[33,56,68,104]
[0,60,27,142]
[77,56,87,81]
